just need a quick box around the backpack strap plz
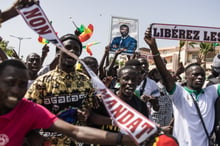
[139,78,147,96]
[189,94,211,140]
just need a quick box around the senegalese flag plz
[83,41,100,56]
[79,24,94,42]
[38,36,49,44]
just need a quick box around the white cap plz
[212,53,220,73]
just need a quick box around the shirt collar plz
[55,66,76,76]
[0,99,24,120]
[184,86,204,101]
[121,35,129,39]
[184,86,204,95]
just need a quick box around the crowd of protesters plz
[1,1,220,146]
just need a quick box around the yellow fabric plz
[153,136,159,146]
[75,62,82,71]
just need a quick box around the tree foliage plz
[0,40,14,57]
[199,42,215,70]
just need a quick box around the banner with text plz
[83,64,158,145]
[151,23,220,43]
[18,4,158,145]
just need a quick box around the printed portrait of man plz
[110,16,138,55]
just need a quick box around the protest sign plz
[110,16,139,55]
[152,23,220,43]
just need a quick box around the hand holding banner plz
[82,61,158,145]
[17,4,158,145]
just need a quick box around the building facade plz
[157,43,220,72]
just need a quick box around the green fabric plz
[168,84,176,95]
[213,43,220,47]
[134,90,140,98]
[78,24,85,33]
[217,84,220,97]
[184,87,204,101]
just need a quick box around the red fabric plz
[86,47,93,56]
[154,134,179,146]
[0,98,57,146]
[79,24,94,42]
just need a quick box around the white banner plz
[17,4,79,63]
[151,23,220,43]
[18,4,158,145]
[83,64,158,144]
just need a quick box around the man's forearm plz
[1,7,18,23]
[150,44,175,92]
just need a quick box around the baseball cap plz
[56,33,83,54]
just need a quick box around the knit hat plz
[212,53,220,73]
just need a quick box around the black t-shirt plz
[92,93,149,126]
[91,94,149,146]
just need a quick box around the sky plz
[1,0,220,65]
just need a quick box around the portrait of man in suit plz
[110,17,138,55]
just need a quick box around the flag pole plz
[69,17,78,29]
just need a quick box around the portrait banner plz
[110,16,139,55]
[151,23,220,43]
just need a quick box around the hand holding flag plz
[38,36,49,44]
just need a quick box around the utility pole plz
[10,35,32,57]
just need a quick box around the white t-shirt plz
[136,77,160,120]
[151,82,173,126]
[136,77,160,97]
[171,84,220,146]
